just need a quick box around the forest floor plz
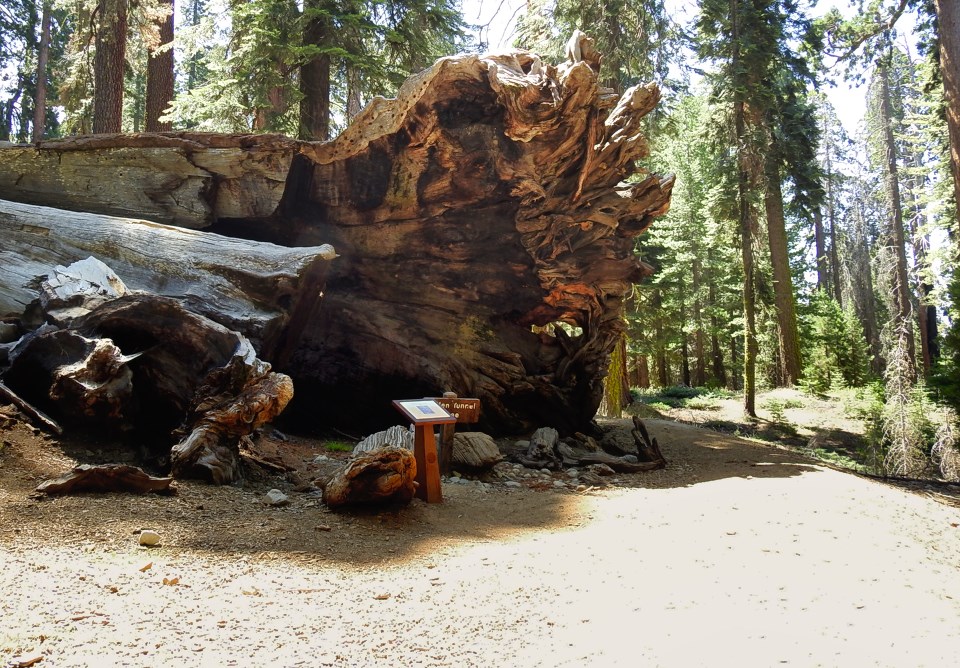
[3,394,960,667]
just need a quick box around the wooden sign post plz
[392,399,457,503]
[429,392,481,476]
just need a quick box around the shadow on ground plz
[2,416,822,567]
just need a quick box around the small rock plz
[623,455,639,464]
[138,530,161,547]
[576,484,587,492]
[504,481,522,488]
[566,469,579,478]
[313,455,331,463]
[515,440,530,449]
[553,480,566,488]
[539,468,551,474]
[264,489,290,506]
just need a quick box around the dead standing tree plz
[0,35,673,436]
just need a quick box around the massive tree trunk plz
[93,0,128,133]
[298,0,332,141]
[935,0,960,219]
[32,0,51,142]
[145,0,175,133]
[0,39,673,436]
[877,56,917,379]
[763,147,802,386]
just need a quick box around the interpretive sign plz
[392,399,456,503]
[430,397,481,424]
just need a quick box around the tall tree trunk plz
[732,0,756,417]
[814,207,827,292]
[93,0,128,134]
[32,0,51,142]
[636,355,650,389]
[299,0,331,141]
[763,145,802,386]
[145,0,175,132]
[692,258,706,386]
[852,193,884,375]
[935,0,960,219]
[877,56,917,379]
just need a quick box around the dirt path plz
[3,419,960,666]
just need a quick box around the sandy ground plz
[3,417,960,667]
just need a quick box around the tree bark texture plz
[935,0,960,220]
[298,0,332,141]
[763,149,802,386]
[93,0,128,134]
[878,58,917,378]
[31,0,51,142]
[0,41,673,436]
[145,0,175,133]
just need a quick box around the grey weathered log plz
[0,132,296,228]
[353,425,415,454]
[514,426,563,469]
[323,446,418,509]
[0,198,336,348]
[36,464,174,495]
[451,431,503,470]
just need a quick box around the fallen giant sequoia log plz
[0,34,673,435]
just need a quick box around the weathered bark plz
[0,40,674,436]
[0,199,335,348]
[452,431,503,470]
[37,464,173,495]
[323,446,418,508]
[145,0,175,133]
[0,133,295,227]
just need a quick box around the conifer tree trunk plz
[877,57,917,379]
[32,0,51,142]
[93,0,128,134]
[693,258,706,386]
[732,0,757,417]
[814,207,827,293]
[763,147,802,385]
[145,0,175,132]
[299,0,331,141]
[934,0,960,218]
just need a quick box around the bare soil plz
[3,406,960,667]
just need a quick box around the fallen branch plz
[0,380,62,436]
[37,464,174,495]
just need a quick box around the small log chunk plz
[451,432,503,470]
[37,464,173,495]
[515,427,562,469]
[323,446,417,509]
